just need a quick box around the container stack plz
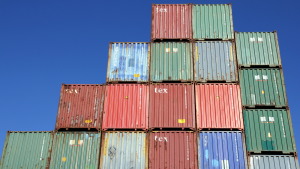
[235,31,298,168]
[0,3,299,169]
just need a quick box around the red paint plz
[151,4,192,40]
[149,131,198,169]
[195,84,244,130]
[149,83,195,130]
[102,84,149,130]
[55,84,105,130]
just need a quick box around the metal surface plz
[195,84,243,130]
[55,84,105,131]
[151,4,192,40]
[50,131,101,169]
[235,31,282,67]
[192,4,234,40]
[149,83,195,129]
[102,84,149,130]
[248,155,300,169]
[194,41,238,82]
[239,68,288,108]
[244,109,297,154]
[0,131,53,169]
[106,42,150,83]
[100,131,148,169]
[149,131,198,169]
[150,42,193,82]
[198,131,247,169]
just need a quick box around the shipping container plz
[100,131,148,169]
[0,131,53,169]
[150,42,193,82]
[49,131,101,169]
[248,155,300,169]
[239,68,288,108]
[102,84,149,130]
[244,109,297,154]
[149,131,197,169]
[235,31,282,67]
[149,83,195,130]
[198,131,247,169]
[195,84,243,130]
[194,41,238,82]
[55,84,105,131]
[151,4,192,40]
[106,42,150,83]
[192,4,234,40]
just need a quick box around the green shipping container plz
[235,31,282,67]
[192,4,234,40]
[50,131,101,169]
[239,68,288,108]
[0,131,53,169]
[150,42,193,82]
[244,109,297,154]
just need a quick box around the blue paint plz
[212,159,219,167]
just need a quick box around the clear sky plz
[1,0,299,157]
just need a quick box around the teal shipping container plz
[239,68,288,108]
[50,131,101,169]
[249,155,299,169]
[192,4,234,40]
[235,31,282,67]
[151,42,193,82]
[0,131,53,169]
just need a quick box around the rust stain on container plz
[55,84,105,131]
[149,83,195,130]
[149,131,198,169]
[151,4,192,40]
[195,84,243,130]
[102,84,149,130]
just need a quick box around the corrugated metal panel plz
[0,131,53,169]
[100,131,148,169]
[149,83,195,129]
[194,41,238,82]
[244,109,297,154]
[239,68,288,108]
[249,155,300,169]
[192,4,234,40]
[102,84,149,130]
[55,84,105,131]
[150,42,193,82]
[198,131,247,169]
[50,131,101,169]
[149,131,197,169]
[195,84,243,130]
[235,31,282,67]
[151,4,192,40]
[106,42,150,83]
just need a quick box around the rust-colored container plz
[195,84,243,130]
[149,131,198,169]
[151,4,192,41]
[102,84,149,130]
[149,83,195,130]
[55,84,105,131]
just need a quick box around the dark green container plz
[239,68,288,108]
[244,109,296,154]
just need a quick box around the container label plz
[78,140,83,145]
[155,136,167,142]
[255,75,260,80]
[69,140,75,145]
[173,48,178,52]
[156,7,167,13]
[65,89,78,94]
[165,48,170,52]
[269,117,274,122]
[178,119,186,123]
[85,119,92,124]
[250,37,255,43]
[263,75,268,80]
[134,74,140,77]
[62,157,66,162]
[258,37,263,42]
[155,88,168,93]
[260,117,266,122]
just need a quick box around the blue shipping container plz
[106,42,150,83]
[198,131,247,169]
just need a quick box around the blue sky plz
[1,0,299,156]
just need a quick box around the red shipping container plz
[195,84,243,130]
[149,83,195,130]
[151,4,192,40]
[102,84,149,130]
[55,84,105,130]
[149,131,198,169]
